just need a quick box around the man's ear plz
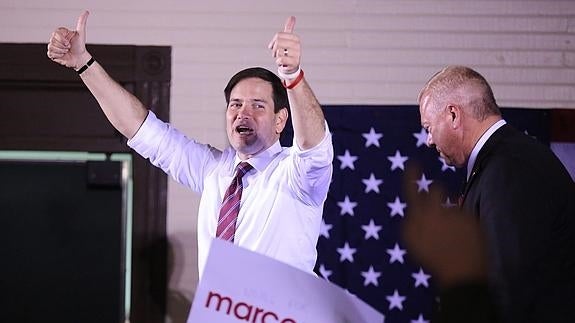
[447,104,461,128]
[275,107,289,134]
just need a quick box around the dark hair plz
[224,67,290,113]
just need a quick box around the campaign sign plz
[187,238,384,323]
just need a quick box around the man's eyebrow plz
[230,98,268,102]
[243,98,269,104]
[228,98,244,105]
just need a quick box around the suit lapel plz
[460,124,512,207]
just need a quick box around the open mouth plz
[236,125,254,135]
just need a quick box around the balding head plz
[418,66,501,121]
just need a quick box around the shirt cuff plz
[127,110,168,154]
[292,121,333,156]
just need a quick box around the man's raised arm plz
[47,11,148,139]
[268,16,326,150]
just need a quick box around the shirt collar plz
[467,119,506,179]
[234,140,282,173]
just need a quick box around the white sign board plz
[187,238,384,323]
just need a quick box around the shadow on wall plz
[143,234,194,323]
[166,236,194,323]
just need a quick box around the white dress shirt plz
[467,119,507,180]
[128,111,334,277]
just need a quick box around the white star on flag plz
[412,268,431,288]
[413,128,428,147]
[411,314,429,323]
[387,243,407,264]
[337,149,358,170]
[337,242,357,262]
[362,173,383,193]
[387,196,407,217]
[319,264,332,281]
[416,173,433,192]
[439,157,456,172]
[337,195,358,216]
[524,129,538,139]
[386,289,406,310]
[319,219,333,238]
[362,127,383,147]
[442,197,457,208]
[361,219,382,240]
[388,150,409,171]
[361,266,382,286]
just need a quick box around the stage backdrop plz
[282,105,562,322]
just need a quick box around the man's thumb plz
[76,10,90,34]
[283,16,296,33]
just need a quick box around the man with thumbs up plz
[47,12,333,278]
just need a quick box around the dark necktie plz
[458,173,470,208]
[216,162,253,242]
[458,179,466,208]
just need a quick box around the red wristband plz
[282,69,304,89]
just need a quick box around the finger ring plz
[283,48,288,56]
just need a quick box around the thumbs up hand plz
[268,16,300,75]
[47,10,92,70]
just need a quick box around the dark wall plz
[0,43,171,323]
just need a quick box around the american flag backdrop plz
[282,105,549,323]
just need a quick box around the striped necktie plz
[216,162,253,242]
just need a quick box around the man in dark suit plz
[413,65,575,323]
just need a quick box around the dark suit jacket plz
[460,124,575,323]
